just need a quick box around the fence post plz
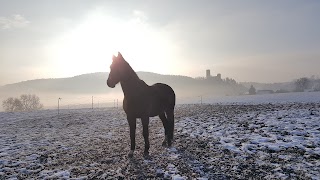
[58,98,61,115]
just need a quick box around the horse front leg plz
[141,116,150,157]
[159,113,169,147]
[127,116,136,158]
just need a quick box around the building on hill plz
[206,69,222,81]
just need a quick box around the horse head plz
[107,52,126,88]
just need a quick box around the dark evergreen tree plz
[249,85,256,95]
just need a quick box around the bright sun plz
[46,10,176,78]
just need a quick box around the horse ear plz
[112,55,117,61]
[118,52,123,58]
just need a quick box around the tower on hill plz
[206,69,221,80]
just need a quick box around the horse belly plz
[127,103,163,118]
[148,101,165,117]
[123,99,155,118]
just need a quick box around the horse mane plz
[122,59,140,81]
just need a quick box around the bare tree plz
[20,94,43,111]
[313,82,320,91]
[2,94,43,112]
[2,97,23,112]
[294,77,310,92]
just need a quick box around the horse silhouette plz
[107,52,175,158]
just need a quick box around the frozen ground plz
[0,93,320,179]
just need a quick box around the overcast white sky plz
[1,0,320,85]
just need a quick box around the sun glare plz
[46,10,176,78]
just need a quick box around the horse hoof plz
[162,140,167,147]
[128,150,134,158]
[143,152,150,159]
[162,136,169,147]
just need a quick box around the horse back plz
[151,83,175,109]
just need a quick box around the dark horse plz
[106,52,175,158]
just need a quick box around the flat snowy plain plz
[0,92,320,179]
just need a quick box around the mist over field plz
[1,71,320,111]
[0,71,247,111]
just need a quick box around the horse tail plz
[163,83,175,109]
[169,87,176,109]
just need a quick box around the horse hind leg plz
[165,109,174,147]
[159,113,169,146]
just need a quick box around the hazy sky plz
[1,0,320,85]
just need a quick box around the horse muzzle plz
[107,79,116,88]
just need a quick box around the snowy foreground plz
[1,101,320,179]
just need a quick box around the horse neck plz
[120,65,142,97]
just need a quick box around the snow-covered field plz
[1,92,320,179]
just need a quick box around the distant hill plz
[0,72,110,94]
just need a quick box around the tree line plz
[248,77,320,95]
[294,77,320,92]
